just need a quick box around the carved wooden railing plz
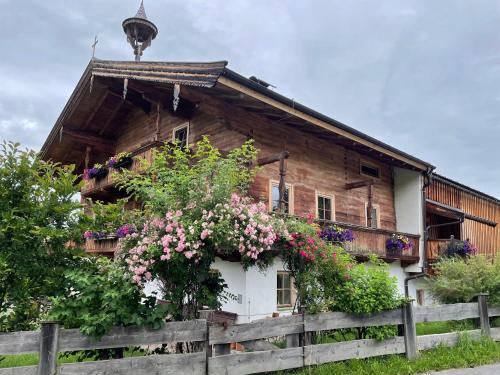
[319,220,420,261]
[81,141,161,196]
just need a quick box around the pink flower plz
[201,229,210,240]
[145,272,152,281]
[184,251,193,259]
[176,243,185,252]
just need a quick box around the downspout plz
[404,166,434,298]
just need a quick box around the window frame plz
[315,191,335,222]
[360,160,381,180]
[172,122,190,147]
[269,180,294,214]
[364,202,381,229]
[277,271,293,308]
[416,289,425,306]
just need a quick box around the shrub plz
[0,142,84,332]
[428,255,500,304]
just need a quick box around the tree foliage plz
[0,142,83,331]
[428,255,500,304]
[49,257,166,338]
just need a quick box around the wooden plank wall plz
[110,91,399,232]
[427,179,500,257]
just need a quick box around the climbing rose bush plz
[123,194,282,286]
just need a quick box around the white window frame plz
[360,159,381,180]
[365,202,381,228]
[315,191,336,222]
[269,180,294,214]
[172,122,190,147]
[277,271,295,309]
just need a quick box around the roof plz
[433,173,500,205]
[40,59,434,171]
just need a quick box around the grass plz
[416,320,475,336]
[0,348,144,369]
[273,334,500,375]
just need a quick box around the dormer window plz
[360,161,380,179]
[172,123,189,147]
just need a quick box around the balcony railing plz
[84,220,421,265]
[81,141,161,196]
[85,237,120,256]
[319,220,420,265]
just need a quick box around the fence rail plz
[1,296,499,375]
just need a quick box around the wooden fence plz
[2,296,500,375]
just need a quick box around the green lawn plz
[0,348,144,369]
[274,334,500,375]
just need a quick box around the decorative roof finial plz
[135,0,147,19]
[122,1,158,62]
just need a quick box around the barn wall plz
[427,179,500,256]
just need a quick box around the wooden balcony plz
[320,220,420,266]
[84,220,421,265]
[85,237,119,257]
[81,141,161,197]
[427,239,452,261]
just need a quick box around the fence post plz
[403,301,418,360]
[476,293,490,337]
[37,321,60,375]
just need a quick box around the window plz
[416,289,425,306]
[317,193,334,221]
[365,203,380,229]
[360,162,380,179]
[172,123,189,147]
[277,271,292,307]
[270,181,292,214]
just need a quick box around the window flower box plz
[83,164,108,181]
[107,152,133,170]
[385,234,412,255]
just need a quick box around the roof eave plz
[220,68,434,171]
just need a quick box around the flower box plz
[107,152,133,170]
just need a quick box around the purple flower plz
[107,158,117,168]
[116,224,136,238]
[320,226,355,243]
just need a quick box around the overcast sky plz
[1,0,499,197]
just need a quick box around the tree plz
[0,142,83,331]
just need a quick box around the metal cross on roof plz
[91,35,98,59]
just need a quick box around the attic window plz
[172,123,189,147]
[360,162,380,179]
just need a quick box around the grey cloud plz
[0,0,499,197]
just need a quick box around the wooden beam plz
[63,129,115,154]
[82,92,108,130]
[98,100,125,136]
[257,151,290,167]
[346,180,374,190]
[218,76,428,170]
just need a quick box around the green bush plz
[0,142,84,331]
[49,257,166,339]
[428,255,500,304]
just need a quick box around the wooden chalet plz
[40,59,434,269]
[426,174,499,261]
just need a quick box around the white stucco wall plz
[393,167,424,272]
[215,257,290,323]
